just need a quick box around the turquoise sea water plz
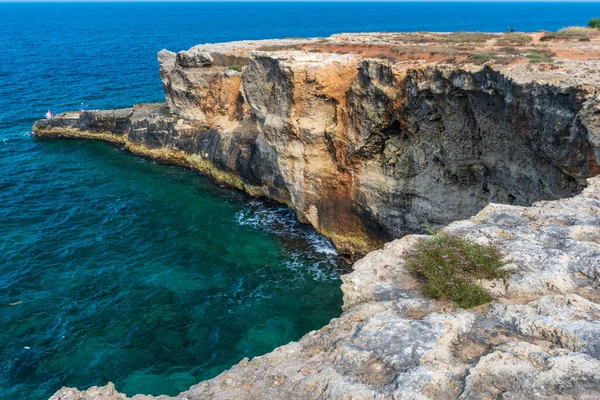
[2,2,600,399]
[1,139,342,398]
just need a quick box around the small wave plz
[235,205,299,236]
[234,200,340,281]
[283,257,338,282]
[234,202,338,256]
[306,231,338,256]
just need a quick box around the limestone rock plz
[157,49,176,72]
[42,176,600,400]
[175,49,214,68]
[490,295,600,357]
[33,33,600,399]
[460,342,600,399]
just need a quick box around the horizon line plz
[3,0,600,3]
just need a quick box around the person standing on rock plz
[45,110,53,119]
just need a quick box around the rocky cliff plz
[34,32,600,399]
[34,33,600,258]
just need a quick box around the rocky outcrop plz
[34,35,600,258]
[157,44,600,257]
[34,33,600,399]
[49,175,600,400]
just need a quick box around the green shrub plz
[405,233,510,308]
[228,64,242,72]
[468,52,512,66]
[589,18,600,29]
[469,53,494,65]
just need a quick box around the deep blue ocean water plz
[1,2,600,399]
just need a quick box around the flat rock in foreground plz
[51,177,600,399]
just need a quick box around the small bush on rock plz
[589,18,600,29]
[405,233,509,308]
[469,52,494,65]
[228,64,242,72]
[525,48,555,63]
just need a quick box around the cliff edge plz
[33,32,600,399]
[34,32,600,258]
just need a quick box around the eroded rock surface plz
[34,33,600,257]
[36,32,600,399]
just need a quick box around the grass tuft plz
[541,26,600,41]
[495,33,532,46]
[405,233,510,308]
[228,64,242,72]
[525,48,554,63]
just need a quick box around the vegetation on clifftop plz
[524,48,555,63]
[541,26,600,41]
[495,33,532,46]
[469,47,554,65]
[406,233,510,308]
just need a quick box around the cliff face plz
[34,33,600,400]
[36,36,600,257]
[161,47,600,258]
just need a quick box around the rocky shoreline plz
[35,32,600,399]
[49,176,600,400]
[35,33,600,259]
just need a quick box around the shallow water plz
[0,136,343,398]
[2,2,600,399]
